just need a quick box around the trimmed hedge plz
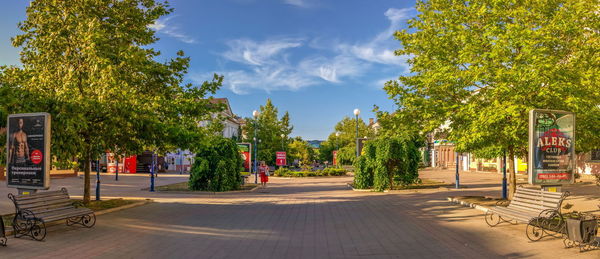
[353,137,420,191]
[274,167,347,177]
[188,137,242,192]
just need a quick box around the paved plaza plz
[0,170,599,258]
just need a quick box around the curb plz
[447,197,489,213]
[346,183,389,192]
[3,200,153,236]
[153,185,261,194]
[94,199,152,216]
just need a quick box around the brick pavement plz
[0,173,598,258]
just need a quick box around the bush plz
[322,168,347,176]
[273,167,347,177]
[188,137,242,192]
[353,137,420,191]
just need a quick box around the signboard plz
[528,109,575,185]
[276,151,286,166]
[237,143,251,171]
[6,113,51,189]
[332,150,338,165]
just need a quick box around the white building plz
[165,98,242,172]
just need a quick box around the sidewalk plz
[420,167,600,214]
[0,172,190,215]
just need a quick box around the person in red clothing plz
[259,161,269,187]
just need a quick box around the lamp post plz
[335,132,340,151]
[95,159,101,201]
[253,110,259,184]
[353,108,360,157]
[281,133,285,151]
[502,150,507,199]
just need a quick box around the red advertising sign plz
[237,143,251,172]
[276,151,286,166]
[332,150,338,165]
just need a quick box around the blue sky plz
[0,0,416,140]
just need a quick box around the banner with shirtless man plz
[6,113,51,189]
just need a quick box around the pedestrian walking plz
[259,161,269,187]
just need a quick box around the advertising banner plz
[332,150,338,165]
[237,143,251,171]
[6,113,51,189]
[276,151,286,166]
[528,109,575,185]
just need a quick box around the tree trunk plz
[508,150,517,200]
[83,152,91,204]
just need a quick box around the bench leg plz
[12,216,46,241]
[66,214,96,228]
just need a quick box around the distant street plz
[1,172,598,258]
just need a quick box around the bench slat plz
[19,199,73,210]
[516,188,563,198]
[509,200,559,211]
[16,194,70,205]
[13,190,67,201]
[29,206,79,216]
[512,195,561,204]
[39,209,93,222]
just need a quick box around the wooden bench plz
[8,188,96,241]
[484,187,569,241]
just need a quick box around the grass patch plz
[78,199,138,211]
[392,178,453,190]
[156,181,258,192]
[451,196,508,207]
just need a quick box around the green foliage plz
[352,156,373,189]
[273,167,346,177]
[189,137,242,192]
[287,137,316,165]
[386,0,600,156]
[336,145,356,165]
[320,116,377,163]
[243,99,293,165]
[0,0,224,202]
[353,137,420,191]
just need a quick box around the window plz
[591,149,600,161]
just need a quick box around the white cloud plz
[336,8,414,69]
[284,0,310,8]
[199,7,414,94]
[222,38,303,66]
[299,56,366,83]
[149,16,196,44]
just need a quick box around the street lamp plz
[335,131,340,151]
[253,110,259,184]
[354,108,360,157]
[281,133,285,151]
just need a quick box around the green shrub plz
[188,137,242,192]
[353,137,420,191]
[322,168,347,176]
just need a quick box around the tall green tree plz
[287,137,316,166]
[319,116,376,163]
[386,0,600,197]
[1,0,223,203]
[243,99,293,165]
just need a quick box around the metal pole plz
[150,153,155,192]
[115,157,119,181]
[95,159,101,201]
[502,150,507,199]
[455,152,460,188]
[355,114,359,157]
[254,122,258,184]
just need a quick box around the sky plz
[0,0,417,140]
